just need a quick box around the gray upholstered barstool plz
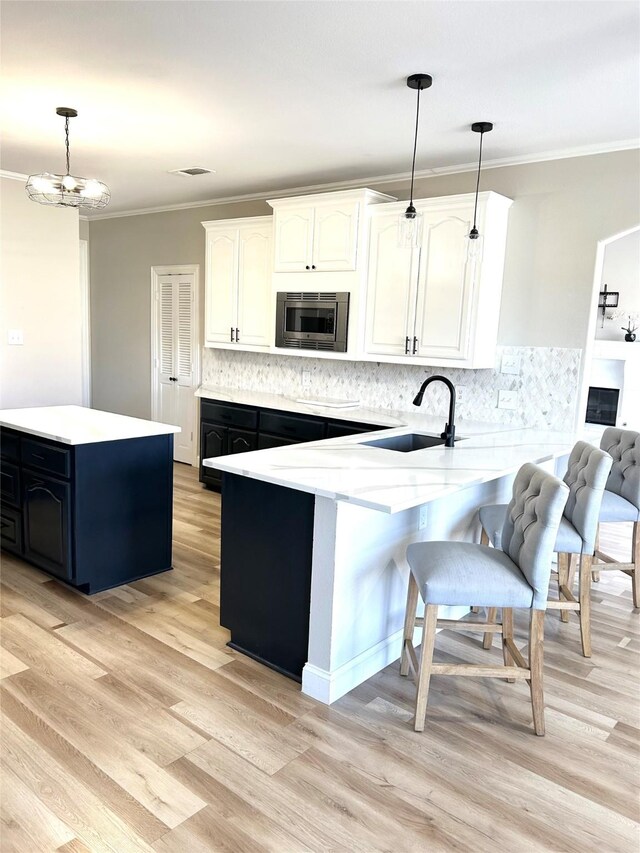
[477,441,612,656]
[593,428,639,607]
[401,463,568,736]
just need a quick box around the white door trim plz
[576,223,640,431]
[79,239,91,407]
[150,264,201,465]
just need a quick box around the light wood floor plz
[1,463,639,852]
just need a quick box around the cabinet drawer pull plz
[236,328,240,342]
[230,327,235,342]
[412,336,418,355]
[405,336,410,355]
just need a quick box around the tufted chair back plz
[562,441,612,554]
[501,463,569,609]
[600,428,640,511]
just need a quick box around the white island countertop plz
[204,422,576,514]
[0,405,180,446]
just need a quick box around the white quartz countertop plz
[0,405,181,445]
[204,423,576,514]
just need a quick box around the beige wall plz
[89,149,640,419]
[0,177,83,408]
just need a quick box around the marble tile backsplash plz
[202,346,583,431]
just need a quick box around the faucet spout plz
[412,375,457,447]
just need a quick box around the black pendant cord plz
[408,86,421,209]
[471,129,484,233]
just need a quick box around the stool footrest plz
[430,663,530,678]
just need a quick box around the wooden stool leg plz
[557,552,570,623]
[529,610,545,736]
[632,523,639,610]
[501,608,516,683]
[579,553,592,657]
[592,525,601,583]
[414,604,438,732]
[483,608,498,649]
[567,553,578,591]
[400,573,419,676]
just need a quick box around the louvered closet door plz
[155,273,196,464]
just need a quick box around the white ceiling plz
[2,1,639,217]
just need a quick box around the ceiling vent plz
[169,167,215,177]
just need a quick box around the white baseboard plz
[302,630,404,704]
[301,604,471,705]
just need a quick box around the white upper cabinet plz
[363,192,512,368]
[269,189,393,275]
[202,217,273,351]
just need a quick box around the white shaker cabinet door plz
[364,213,419,357]
[205,229,238,345]
[273,207,314,272]
[414,210,475,361]
[312,202,359,271]
[236,223,273,349]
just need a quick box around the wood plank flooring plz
[1,462,639,852]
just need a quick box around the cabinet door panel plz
[237,225,272,348]
[228,429,258,455]
[205,230,238,344]
[415,213,474,360]
[23,472,72,580]
[312,203,359,271]
[364,214,418,357]
[199,422,227,487]
[274,208,314,272]
[1,504,23,555]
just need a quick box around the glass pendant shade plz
[26,171,110,209]
[398,206,423,249]
[26,107,110,210]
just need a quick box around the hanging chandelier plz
[468,121,493,257]
[398,73,432,249]
[26,107,110,210]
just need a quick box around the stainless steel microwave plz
[275,292,349,352]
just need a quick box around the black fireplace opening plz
[586,386,619,426]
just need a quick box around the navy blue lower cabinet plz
[220,473,315,681]
[0,427,174,594]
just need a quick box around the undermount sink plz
[360,433,464,453]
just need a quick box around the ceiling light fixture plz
[398,73,432,249]
[26,107,110,210]
[468,121,493,258]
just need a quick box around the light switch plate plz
[456,385,468,403]
[8,329,23,345]
[498,389,519,410]
[501,354,521,375]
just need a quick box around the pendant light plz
[398,73,432,249]
[467,121,493,259]
[26,108,110,210]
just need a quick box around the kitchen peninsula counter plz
[1,405,179,593]
[204,422,575,703]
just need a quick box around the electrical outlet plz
[419,505,428,529]
[498,389,519,410]
[7,329,23,345]
[500,354,521,375]
[301,370,311,388]
[456,385,468,403]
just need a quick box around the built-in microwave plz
[275,292,349,352]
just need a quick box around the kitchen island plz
[0,405,179,593]
[205,420,574,703]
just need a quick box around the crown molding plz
[0,170,28,181]
[85,138,640,222]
